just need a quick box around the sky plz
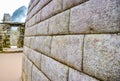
[0,0,30,22]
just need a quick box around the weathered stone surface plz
[63,0,87,10]
[84,34,120,81]
[22,71,26,81]
[24,0,120,80]
[26,19,31,28]
[28,49,41,69]
[28,0,40,18]
[36,19,49,35]
[41,0,62,21]
[30,37,37,50]
[36,11,41,23]
[17,26,24,47]
[36,36,52,55]
[25,21,28,28]
[29,25,37,36]
[27,19,32,27]
[0,35,3,51]
[28,18,32,27]
[23,46,31,57]
[26,11,30,20]
[3,13,11,22]
[28,14,37,27]
[3,34,10,48]
[69,68,99,81]
[25,28,30,36]
[31,15,36,26]
[25,16,29,22]
[25,20,30,28]
[41,55,68,81]
[49,10,70,34]
[0,27,3,34]
[34,14,38,25]
[70,0,120,33]
[24,37,31,47]
[36,0,51,13]
[23,56,33,81]
[17,36,24,48]
[29,0,40,13]
[51,35,84,71]
[32,65,50,81]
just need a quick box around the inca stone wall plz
[0,26,3,51]
[0,24,11,48]
[17,26,25,48]
[3,24,11,48]
[23,0,120,81]
[0,23,25,50]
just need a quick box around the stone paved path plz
[0,53,23,81]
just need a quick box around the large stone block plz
[34,15,38,25]
[28,49,41,69]
[27,19,32,27]
[23,57,33,81]
[84,34,120,81]
[24,28,30,36]
[29,18,34,27]
[25,21,30,28]
[31,15,36,26]
[25,21,29,28]
[36,11,41,23]
[36,0,52,13]
[30,37,37,50]
[51,35,84,71]
[49,10,70,34]
[41,55,68,81]
[28,16,32,26]
[69,68,99,81]
[32,65,50,81]
[29,25,37,36]
[23,46,31,56]
[28,0,40,14]
[0,30,3,34]
[22,71,26,81]
[36,36,52,55]
[0,35,3,51]
[63,0,87,10]
[41,0,62,21]
[70,0,120,33]
[24,37,32,47]
[36,19,49,35]
[25,16,29,22]
[28,0,40,18]
[29,15,35,26]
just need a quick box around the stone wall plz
[23,0,120,81]
[0,24,11,48]
[0,35,3,51]
[0,23,25,50]
[0,25,3,51]
[17,26,25,48]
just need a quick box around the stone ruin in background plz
[0,13,25,52]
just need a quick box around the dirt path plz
[0,53,23,81]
